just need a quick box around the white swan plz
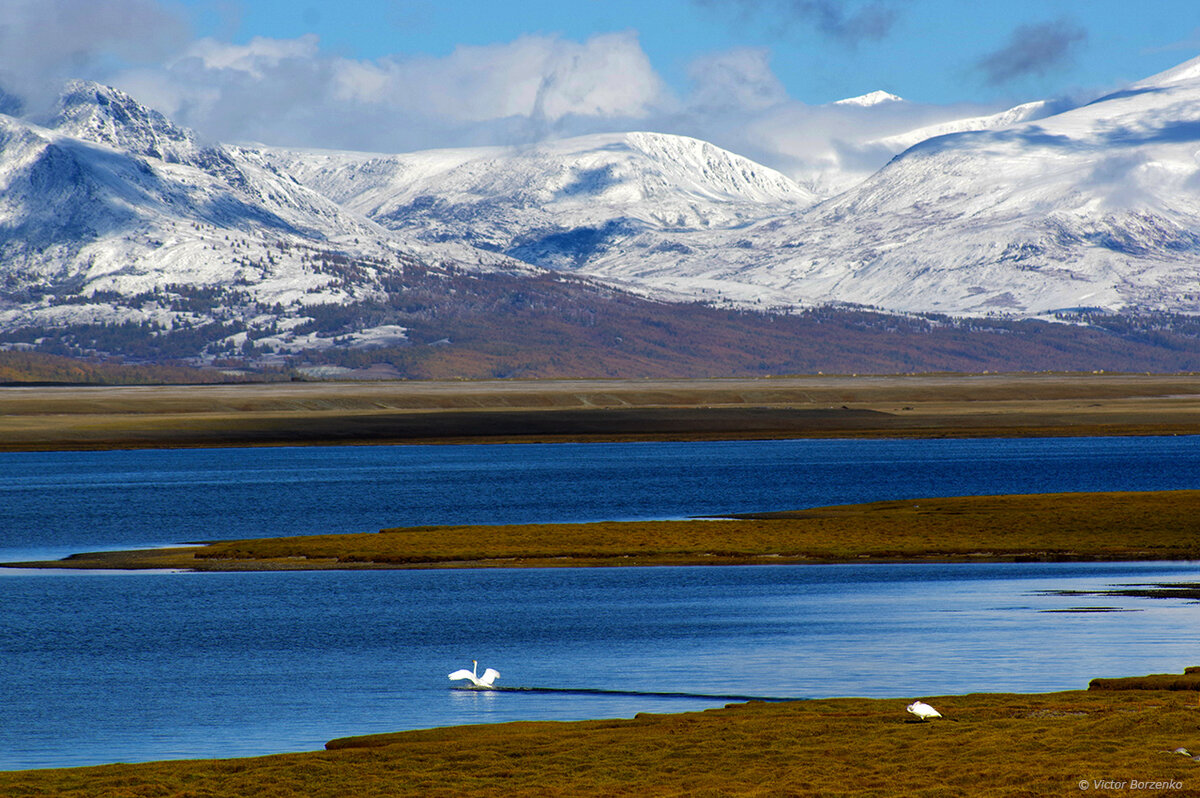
[906,700,942,721]
[448,660,500,689]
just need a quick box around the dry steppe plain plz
[1,373,1198,449]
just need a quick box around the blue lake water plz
[2,436,1199,561]
[1,436,1199,770]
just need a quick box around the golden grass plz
[1091,667,1200,692]
[14,489,1200,571]
[4,687,1200,796]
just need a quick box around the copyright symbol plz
[1079,780,1089,791]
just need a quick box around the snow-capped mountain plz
[625,55,1200,317]
[2,55,1200,370]
[267,57,1200,318]
[866,100,1053,155]
[40,81,385,242]
[786,92,1066,198]
[262,131,815,272]
[832,90,904,107]
[0,81,538,354]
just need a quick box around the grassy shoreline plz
[4,680,1200,796]
[11,490,1200,572]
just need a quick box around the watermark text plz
[1079,779,1184,792]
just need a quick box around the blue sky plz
[179,0,1200,104]
[2,0,1200,174]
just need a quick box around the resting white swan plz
[906,700,942,721]
[448,660,500,688]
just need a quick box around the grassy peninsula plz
[13,489,1200,571]
[4,678,1200,797]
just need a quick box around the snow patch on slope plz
[870,100,1053,153]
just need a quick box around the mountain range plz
[1,55,1199,378]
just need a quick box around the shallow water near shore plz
[3,561,1200,770]
[2,436,1199,770]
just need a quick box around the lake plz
[1,436,1198,770]
[2,436,1198,561]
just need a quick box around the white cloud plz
[184,34,322,77]
[686,48,788,112]
[362,33,667,123]
[105,28,1015,193]
[330,59,391,105]
[0,1,1025,192]
[107,30,671,152]
[663,52,1004,191]
[0,0,186,113]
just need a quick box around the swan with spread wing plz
[448,660,501,689]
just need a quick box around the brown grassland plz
[15,489,1200,571]
[0,373,1198,451]
[4,685,1200,796]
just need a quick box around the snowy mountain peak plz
[869,99,1053,153]
[670,58,1200,317]
[833,90,904,107]
[263,130,816,270]
[40,80,393,242]
[51,80,201,164]
[581,131,814,204]
[1135,52,1200,88]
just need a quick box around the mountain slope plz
[562,58,1200,316]
[263,132,815,271]
[0,82,544,356]
[264,70,1200,317]
[866,100,1053,154]
[784,93,1064,198]
[0,70,1197,376]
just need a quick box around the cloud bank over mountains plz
[0,0,1097,187]
[0,0,185,116]
[116,31,672,152]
